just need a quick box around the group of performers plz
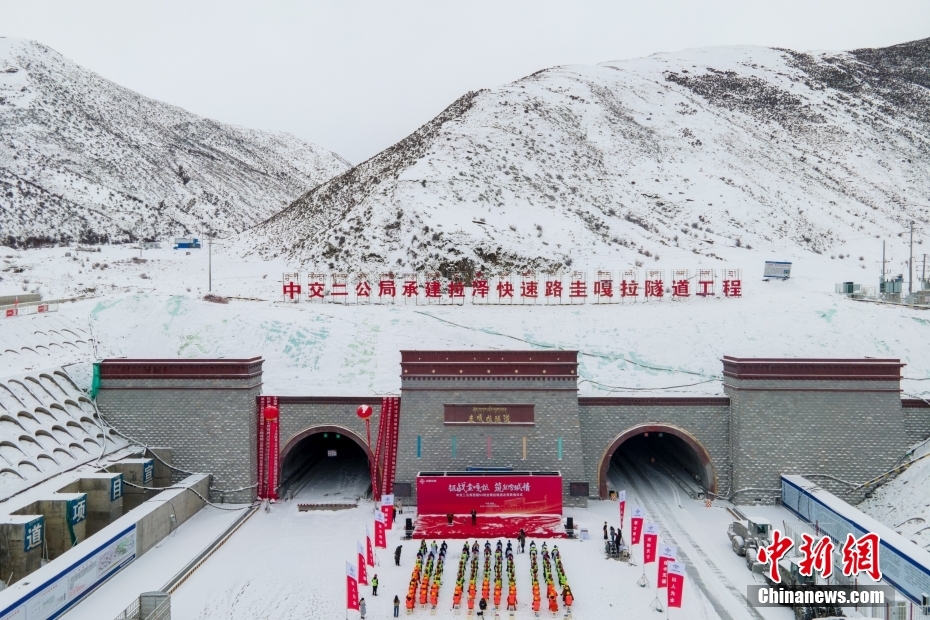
[405,538,573,617]
[406,540,448,612]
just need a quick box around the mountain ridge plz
[240,37,929,274]
[0,37,351,246]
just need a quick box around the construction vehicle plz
[764,557,844,619]
[727,514,772,568]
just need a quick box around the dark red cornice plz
[100,358,263,380]
[400,350,577,378]
[579,397,730,407]
[262,396,387,405]
[721,356,903,381]
[903,399,930,408]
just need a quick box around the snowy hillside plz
[0,38,351,246]
[242,38,929,273]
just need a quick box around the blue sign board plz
[24,516,44,553]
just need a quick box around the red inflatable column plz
[263,401,280,500]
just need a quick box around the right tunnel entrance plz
[599,425,717,501]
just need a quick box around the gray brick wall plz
[903,401,930,444]
[725,378,907,503]
[97,378,260,503]
[397,377,587,507]
[577,402,731,499]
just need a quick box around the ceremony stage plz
[412,514,566,539]
[412,471,566,538]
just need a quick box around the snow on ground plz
[3,242,926,399]
[170,462,799,619]
[63,504,247,620]
[859,436,930,550]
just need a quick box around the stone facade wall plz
[577,399,731,498]
[725,378,907,503]
[397,377,587,507]
[902,400,930,444]
[97,376,261,503]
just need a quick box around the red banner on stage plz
[346,562,360,611]
[658,545,676,588]
[374,510,387,548]
[416,473,562,515]
[257,396,268,498]
[631,507,645,545]
[643,523,659,563]
[667,562,685,608]
[357,542,368,585]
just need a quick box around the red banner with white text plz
[416,473,562,515]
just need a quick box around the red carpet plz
[413,514,566,539]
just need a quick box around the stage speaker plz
[404,517,414,539]
[566,517,574,530]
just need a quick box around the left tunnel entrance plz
[279,427,372,501]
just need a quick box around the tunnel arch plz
[279,425,375,489]
[598,423,717,499]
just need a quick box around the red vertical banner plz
[257,396,267,498]
[643,523,659,563]
[631,507,645,545]
[346,562,360,611]
[381,397,401,496]
[265,396,280,500]
[657,545,677,588]
[667,562,685,608]
[618,489,626,530]
[381,494,394,530]
[374,510,387,548]
[357,541,368,585]
[366,526,374,566]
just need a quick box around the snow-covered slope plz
[0,38,351,246]
[242,38,929,272]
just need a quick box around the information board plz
[0,525,136,620]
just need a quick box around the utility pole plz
[208,235,212,292]
[881,240,886,287]
[909,221,914,295]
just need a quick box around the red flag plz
[358,541,368,585]
[667,562,685,608]
[657,545,677,588]
[618,490,626,528]
[643,523,659,564]
[346,562,360,611]
[266,417,279,500]
[374,510,387,548]
[381,494,394,530]
[366,526,374,566]
[630,507,645,545]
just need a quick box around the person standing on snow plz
[372,574,379,596]
[393,595,400,617]
[360,598,367,619]
[518,529,526,553]
[603,521,608,540]
[478,597,488,617]
[394,545,403,566]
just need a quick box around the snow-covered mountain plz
[243,38,929,273]
[0,38,350,247]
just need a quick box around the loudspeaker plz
[566,517,574,530]
[405,517,414,530]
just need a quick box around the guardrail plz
[1,294,97,318]
[162,504,259,594]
